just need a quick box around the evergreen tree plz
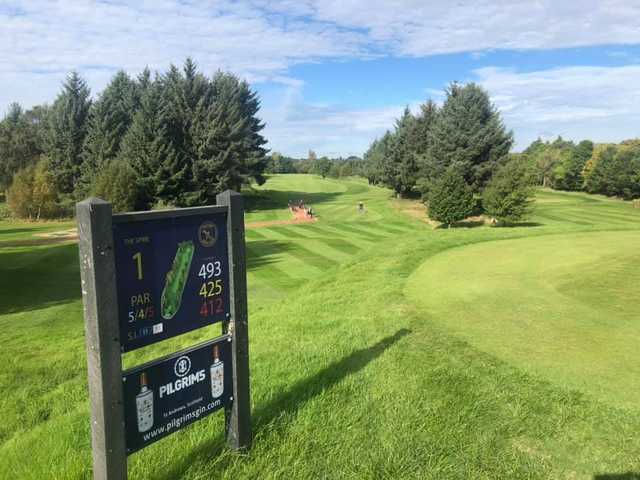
[79,71,138,195]
[427,167,475,227]
[383,107,419,197]
[426,82,513,191]
[189,71,267,204]
[313,157,331,178]
[45,72,91,194]
[483,158,535,224]
[120,80,179,208]
[92,159,141,212]
[0,103,43,191]
[156,63,195,205]
[413,99,438,158]
[583,144,617,194]
[561,140,593,191]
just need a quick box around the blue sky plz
[2,1,640,157]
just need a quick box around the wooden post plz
[216,190,252,450]
[77,198,127,480]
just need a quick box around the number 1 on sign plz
[133,252,143,280]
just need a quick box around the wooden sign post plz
[77,192,251,480]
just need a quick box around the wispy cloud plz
[262,82,419,157]
[474,65,640,149]
[2,1,640,155]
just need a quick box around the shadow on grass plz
[246,240,292,270]
[155,328,412,480]
[594,474,640,479]
[0,227,40,237]
[0,243,81,315]
[441,220,544,229]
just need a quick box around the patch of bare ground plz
[392,197,491,228]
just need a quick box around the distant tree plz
[583,144,617,194]
[384,107,419,197]
[92,159,140,212]
[584,141,640,199]
[0,103,44,192]
[7,157,59,219]
[561,140,593,191]
[314,157,332,178]
[426,82,512,191]
[45,72,91,194]
[483,158,535,225]
[364,131,394,185]
[328,163,341,178]
[427,167,475,227]
[267,152,283,173]
[413,100,438,158]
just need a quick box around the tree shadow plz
[0,227,41,237]
[452,219,486,228]
[594,474,640,479]
[0,243,81,315]
[246,240,291,270]
[155,328,412,480]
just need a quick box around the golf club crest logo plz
[174,355,192,377]
[198,221,217,247]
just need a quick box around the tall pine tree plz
[189,71,267,205]
[79,70,138,195]
[426,82,512,192]
[46,72,91,195]
[119,79,179,209]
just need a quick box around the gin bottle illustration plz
[210,345,224,398]
[136,372,154,433]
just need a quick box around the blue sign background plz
[113,212,230,352]
[122,336,233,454]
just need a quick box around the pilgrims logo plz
[198,222,217,247]
[160,355,206,399]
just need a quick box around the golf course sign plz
[77,191,251,480]
[112,208,230,352]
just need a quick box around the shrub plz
[91,159,141,213]
[7,157,60,219]
[483,159,535,225]
[427,167,475,227]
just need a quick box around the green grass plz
[1,176,640,479]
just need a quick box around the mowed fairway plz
[406,231,640,409]
[2,176,640,479]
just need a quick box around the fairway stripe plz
[327,223,389,240]
[286,243,340,269]
[318,238,362,256]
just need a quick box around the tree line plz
[0,59,268,217]
[522,136,640,200]
[363,82,533,226]
[266,151,366,179]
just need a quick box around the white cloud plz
[261,82,419,157]
[473,65,640,149]
[263,0,640,56]
[2,1,640,155]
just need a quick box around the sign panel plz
[113,210,230,352]
[122,336,233,454]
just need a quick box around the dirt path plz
[246,207,317,229]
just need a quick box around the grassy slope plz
[1,178,640,479]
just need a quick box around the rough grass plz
[1,178,640,479]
